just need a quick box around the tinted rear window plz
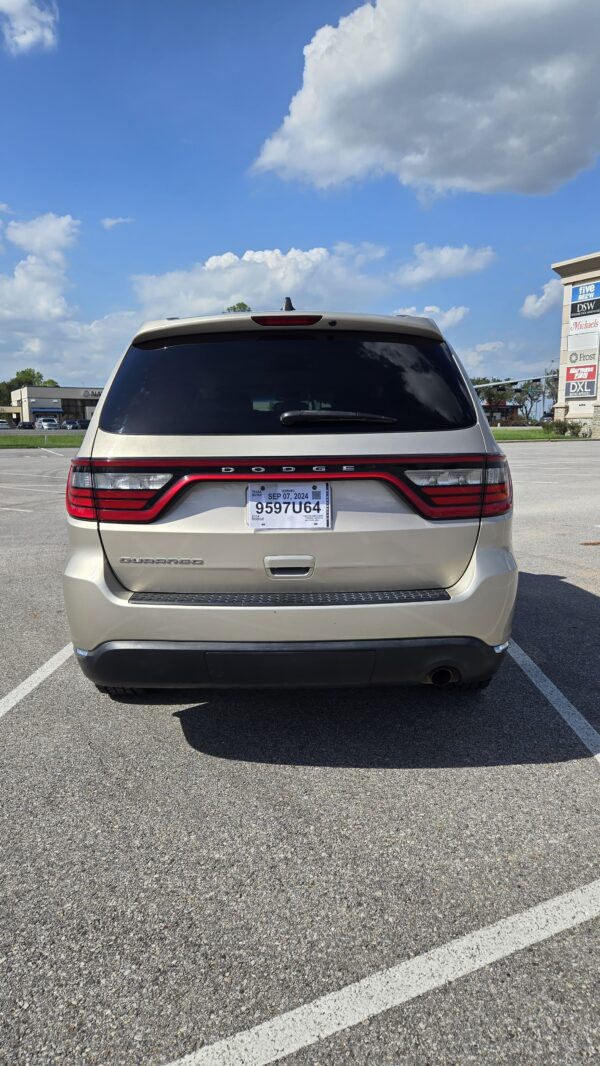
[100,330,476,435]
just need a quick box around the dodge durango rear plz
[63,309,517,694]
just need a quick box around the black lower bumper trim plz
[76,637,505,689]
[129,588,450,607]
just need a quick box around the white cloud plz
[332,241,386,265]
[0,221,535,390]
[133,243,388,319]
[0,309,140,386]
[0,234,401,384]
[520,278,563,318]
[0,202,13,213]
[254,0,600,196]
[458,340,504,372]
[396,243,495,286]
[0,252,71,322]
[0,213,79,327]
[50,311,140,382]
[101,217,134,230]
[0,0,58,55]
[393,304,469,331]
[6,212,79,262]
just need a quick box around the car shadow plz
[122,570,598,769]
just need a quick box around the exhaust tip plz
[429,666,460,687]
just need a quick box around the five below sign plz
[571,282,600,318]
[566,363,598,399]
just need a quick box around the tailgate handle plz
[265,555,315,579]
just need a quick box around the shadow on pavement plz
[165,572,599,769]
[512,571,600,726]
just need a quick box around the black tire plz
[95,685,147,699]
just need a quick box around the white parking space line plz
[0,507,33,512]
[0,644,72,721]
[165,878,600,1066]
[40,447,74,459]
[0,472,68,479]
[0,483,66,492]
[509,640,600,766]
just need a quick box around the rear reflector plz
[405,468,482,488]
[84,472,171,491]
[66,454,512,523]
[251,315,322,326]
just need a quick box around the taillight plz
[66,462,96,520]
[482,456,512,516]
[66,454,512,523]
[66,461,173,521]
[251,315,322,326]
[403,455,511,518]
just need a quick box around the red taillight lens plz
[66,461,96,520]
[482,456,512,516]
[403,465,483,519]
[66,461,172,521]
[403,456,512,518]
[251,315,322,326]
[66,454,512,524]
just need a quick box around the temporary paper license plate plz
[247,482,331,529]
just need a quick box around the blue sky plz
[1,0,599,385]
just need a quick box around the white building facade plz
[552,251,600,436]
[10,385,103,424]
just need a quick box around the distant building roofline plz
[552,251,600,281]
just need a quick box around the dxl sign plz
[565,363,598,399]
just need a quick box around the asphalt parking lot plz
[1,442,600,1065]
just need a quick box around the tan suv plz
[64,308,517,695]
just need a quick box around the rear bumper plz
[76,637,507,689]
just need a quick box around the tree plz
[8,368,59,389]
[544,364,559,407]
[0,368,60,410]
[225,302,252,312]
[515,379,543,420]
[471,376,516,406]
[11,368,45,387]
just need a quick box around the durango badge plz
[119,557,204,566]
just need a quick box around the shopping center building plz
[552,251,600,435]
[8,385,103,424]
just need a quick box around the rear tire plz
[95,685,147,699]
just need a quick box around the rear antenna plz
[282,296,295,311]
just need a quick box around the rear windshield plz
[99,330,476,435]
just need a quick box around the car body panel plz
[64,310,517,688]
[65,515,516,651]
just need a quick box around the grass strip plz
[491,428,589,441]
[0,433,84,449]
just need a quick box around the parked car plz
[17,421,36,429]
[0,418,11,429]
[540,412,554,423]
[64,308,517,696]
[77,419,91,429]
[35,417,60,430]
[61,419,81,430]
